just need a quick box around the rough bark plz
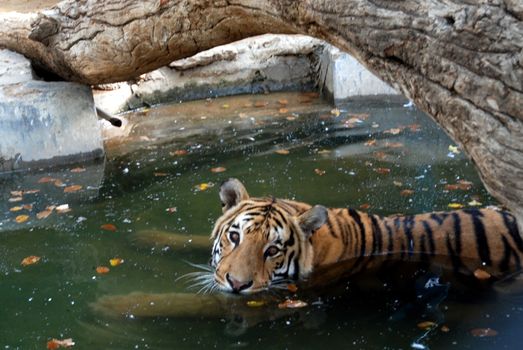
[0,0,522,228]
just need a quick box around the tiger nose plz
[225,273,253,293]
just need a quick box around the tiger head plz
[210,178,328,294]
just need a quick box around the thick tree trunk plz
[1,0,522,228]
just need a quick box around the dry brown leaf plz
[10,190,23,197]
[70,167,86,173]
[441,325,450,333]
[22,204,33,211]
[400,189,415,197]
[287,284,298,293]
[210,167,227,173]
[393,181,403,187]
[364,139,377,147]
[38,177,56,183]
[314,168,326,176]
[153,172,168,177]
[15,215,29,223]
[54,179,65,187]
[375,168,391,175]
[47,338,75,349]
[275,149,290,155]
[100,223,117,232]
[37,210,53,220]
[278,299,308,309]
[170,149,188,156]
[385,142,404,148]
[96,266,110,274]
[359,203,371,210]
[286,116,296,121]
[473,268,491,280]
[417,321,437,330]
[8,197,23,202]
[10,206,23,212]
[55,204,71,213]
[24,189,40,194]
[470,328,498,337]
[278,108,289,114]
[254,101,268,108]
[64,185,82,193]
[165,207,177,213]
[384,128,402,135]
[278,99,288,105]
[21,255,40,266]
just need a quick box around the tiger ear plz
[298,205,328,236]
[219,178,250,212]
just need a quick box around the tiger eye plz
[265,246,280,257]
[229,232,240,245]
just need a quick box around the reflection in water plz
[1,92,522,349]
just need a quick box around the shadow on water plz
[1,92,522,349]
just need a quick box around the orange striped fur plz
[211,179,522,294]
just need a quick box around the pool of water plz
[1,92,521,349]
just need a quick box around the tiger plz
[210,178,522,294]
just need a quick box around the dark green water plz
[1,93,522,349]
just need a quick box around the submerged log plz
[0,0,522,228]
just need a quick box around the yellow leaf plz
[196,182,214,191]
[330,108,341,117]
[10,206,23,212]
[109,258,124,267]
[468,199,483,206]
[448,145,460,154]
[21,255,40,266]
[448,203,463,209]
[15,215,29,223]
[222,104,230,109]
[246,300,266,307]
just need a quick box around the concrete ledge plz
[0,49,104,173]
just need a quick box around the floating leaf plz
[359,203,371,210]
[100,223,117,232]
[330,108,341,117]
[55,204,71,213]
[153,172,168,177]
[23,204,33,210]
[348,113,369,120]
[373,151,387,160]
[448,203,463,209]
[221,104,230,109]
[384,128,402,135]
[400,189,415,197]
[254,101,268,108]
[393,181,403,187]
[287,284,298,293]
[417,321,437,330]
[24,189,40,194]
[278,299,308,309]
[54,179,65,187]
[15,215,29,223]
[470,328,498,337]
[21,255,40,266]
[317,149,331,155]
[275,149,290,155]
[457,180,473,190]
[444,184,459,191]
[286,116,296,121]
[64,185,82,193]
[96,266,110,274]
[246,300,266,307]
[279,108,289,114]
[441,325,450,333]
[473,268,491,280]
[210,167,227,173]
[10,190,23,197]
[468,200,483,206]
[37,210,53,220]
[407,124,422,132]
[109,258,124,267]
[375,168,391,175]
[314,168,326,176]
[278,99,288,105]
[364,139,377,147]
[448,145,460,154]
[8,197,22,202]
[385,142,404,148]
[170,150,188,156]
[70,167,86,173]
[38,177,56,183]
[10,206,23,212]
[195,182,214,191]
[47,338,75,349]
[165,207,177,213]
